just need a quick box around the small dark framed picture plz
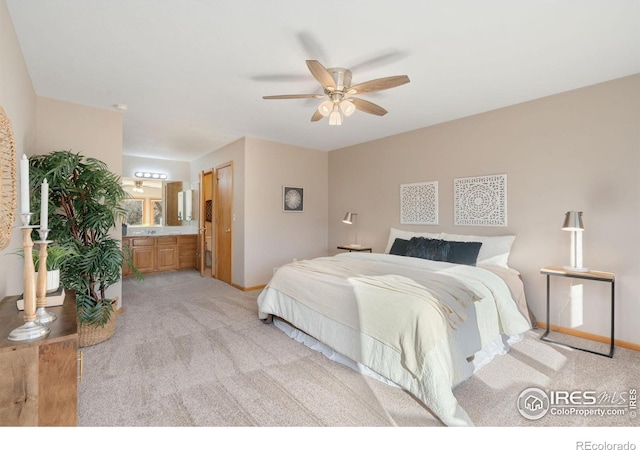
[283,186,304,212]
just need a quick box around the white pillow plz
[384,227,442,253]
[440,233,516,268]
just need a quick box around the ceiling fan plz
[263,60,410,125]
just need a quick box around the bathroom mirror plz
[122,178,191,227]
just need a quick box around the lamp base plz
[563,266,590,273]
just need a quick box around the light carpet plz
[78,270,640,428]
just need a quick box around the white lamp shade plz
[339,100,356,116]
[329,105,342,125]
[318,100,333,117]
[342,212,354,224]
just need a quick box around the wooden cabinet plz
[178,235,197,269]
[133,247,155,273]
[123,234,196,275]
[0,292,78,426]
[157,236,178,271]
[130,237,156,274]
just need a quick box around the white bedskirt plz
[273,316,524,387]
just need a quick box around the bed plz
[257,229,533,426]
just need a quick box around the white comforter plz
[257,252,532,426]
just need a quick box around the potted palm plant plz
[29,150,130,347]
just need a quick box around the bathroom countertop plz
[123,226,198,237]
[124,232,197,237]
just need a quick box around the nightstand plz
[337,245,372,253]
[540,266,615,358]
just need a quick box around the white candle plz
[40,178,49,230]
[20,154,29,214]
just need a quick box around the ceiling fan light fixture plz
[262,59,410,126]
[132,180,144,193]
[340,100,356,117]
[329,104,342,126]
[318,100,333,117]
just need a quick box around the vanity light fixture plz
[134,171,167,180]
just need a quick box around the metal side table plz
[540,266,615,358]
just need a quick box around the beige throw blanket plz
[348,274,472,378]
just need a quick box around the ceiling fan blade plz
[263,94,324,99]
[347,75,410,95]
[350,98,388,116]
[297,32,327,62]
[306,60,336,91]
[310,110,324,122]
[349,50,409,73]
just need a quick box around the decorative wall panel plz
[400,181,438,225]
[454,174,507,226]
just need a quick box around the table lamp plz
[562,211,588,272]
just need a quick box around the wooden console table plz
[0,291,78,426]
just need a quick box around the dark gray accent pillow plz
[446,240,482,266]
[403,237,483,266]
[405,237,449,262]
[389,238,409,256]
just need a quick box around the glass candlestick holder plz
[8,223,50,341]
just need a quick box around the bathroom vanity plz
[122,233,197,275]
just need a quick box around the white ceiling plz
[7,0,640,162]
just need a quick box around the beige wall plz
[35,97,123,168]
[0,2,124,305]
[244,137,328,288]
[191,138,246,287]
[191,136,329,289]
[0,0,37,298]
[329,74,640,345]
[35,96,124,305]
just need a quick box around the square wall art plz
[454,174,507,226]
[283,186,304,212]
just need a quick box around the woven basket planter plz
[77,298,118,348]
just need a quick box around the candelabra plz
[8,213,50,341]
[34,228,56,324]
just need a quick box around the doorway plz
[200,170,214,277]
[214,162,233,285]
